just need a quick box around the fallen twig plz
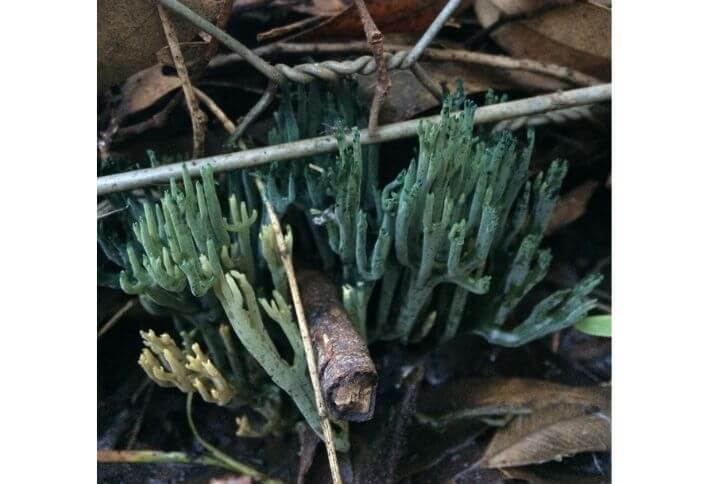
[156,0,284,85]
[254,177,343,484]
[402,0,465,68]
[186,394,281,483]
[193,87,236,134]
[97,449,225,468]
[228,80,278,147]
[97,299,136,339]
[353,0,390,134]
[157,4,207,157]
[97,84,612,195]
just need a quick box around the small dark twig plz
[410,62,443,101]
[402,0,464,67]
[186,394,280,482]
[227,80,278,147]
[353,0,390,135]
[125,384,154,449]
[193,87,236,134]
[97,299,136,339]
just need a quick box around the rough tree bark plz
[297,269,378,422]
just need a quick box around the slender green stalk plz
[186,394,283,483]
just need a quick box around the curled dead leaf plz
[268,0,450,42]
[490,2,611,80]
[483,402,611,468]
[117,64,182,120]
[418,377,610,425]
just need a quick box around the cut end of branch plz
[298,269,378,422]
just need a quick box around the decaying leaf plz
[285,0,350,16]
[98,0,226,89]
[418,377,610,425]
[497,464,609,484]
[474,0,577,30]
[490,2,611,80]
[117,64,182,119]
[482,403,611,468]
[281,0,450,41]
[546,180,600,234]
[356,59,549,124]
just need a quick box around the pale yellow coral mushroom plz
[185,343,235,406]
[138,330,235,406]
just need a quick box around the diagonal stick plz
[254,177,343,484]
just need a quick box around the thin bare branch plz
[353,0,391,135]
[402,0,465,67]
[157,4,207,157]
[409,62,443,101]
[228,80,278,147]
[186,394,281,483]
[97,84,612,195]
[254,177,343,484]
[156,0,284,84]
[97,300,136,339]
[193,87,236,134]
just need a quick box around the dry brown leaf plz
[474,0,503,29]
[285,0,450,41]
[482,403,611,468]
[474,0,577,29]
[501,465,608,484]
[546,180,600,235]
[355,58,559,124]
[355,65,484,124]
[117,64,182,119]
[285,0,350,16]
[490,2,611,80]
[98,0,226,89]
[418,377,610,421]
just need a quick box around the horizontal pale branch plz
[97,84,611,196]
